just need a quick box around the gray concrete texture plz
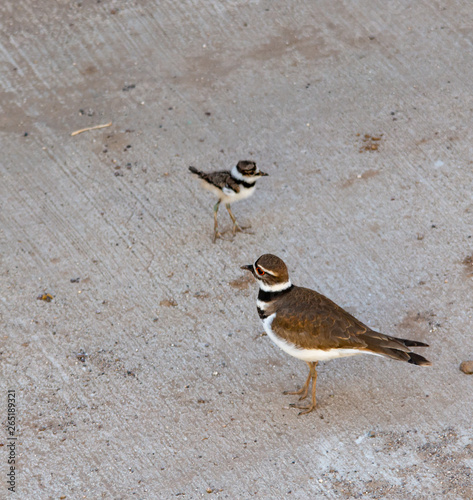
[1,0,473,498]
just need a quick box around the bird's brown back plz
[198,170,240,193]
[269,286,414,355]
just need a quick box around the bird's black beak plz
[241,264,256,278]
[241,264,257,278]
[258,171,268,176]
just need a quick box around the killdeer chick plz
[189,161,268,242]
[242,254,431,415]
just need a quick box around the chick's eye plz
[256,267,265,276]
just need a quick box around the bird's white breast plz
[261,313,382,362]
[222,184,255,204]
[200,181,255,204]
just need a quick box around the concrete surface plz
[1,0,473,498]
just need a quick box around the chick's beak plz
[241,264,253,271]
[258,170,268,176]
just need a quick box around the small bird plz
[189,160,268,242]
[241,254,431,415]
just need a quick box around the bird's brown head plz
[241,254,291,291]
[236,160,268,178]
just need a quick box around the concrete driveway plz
[1,0,472,498]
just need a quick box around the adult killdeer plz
[242,254,431,415]
[189,161,268,242]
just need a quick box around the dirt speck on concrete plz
[160,299,178,307]
[229,274,254,290]
[462,254,473,276]
[358,133,383,153]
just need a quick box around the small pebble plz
[460,360,473,374]
[37,293,53,302]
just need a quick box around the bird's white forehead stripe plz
[258,280,292,292]
[254,264,276,276]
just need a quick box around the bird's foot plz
[232,223,252,235]
[212,230,223,243]
[213,229,235,243]
[289,401,317,416]
[283,388,308,400]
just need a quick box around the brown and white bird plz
[189,160,268,242]
[242,254,431,415]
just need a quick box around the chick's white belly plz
[200,181,255,204]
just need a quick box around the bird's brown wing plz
[270,286,417,357]
[197,170,240,193]
[224,175,241,193]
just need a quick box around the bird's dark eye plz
[256,267,265,276]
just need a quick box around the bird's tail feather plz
[393,336,429,348]
[377,347,432,366]
[407,352,432,366]
[189,166,204,178]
